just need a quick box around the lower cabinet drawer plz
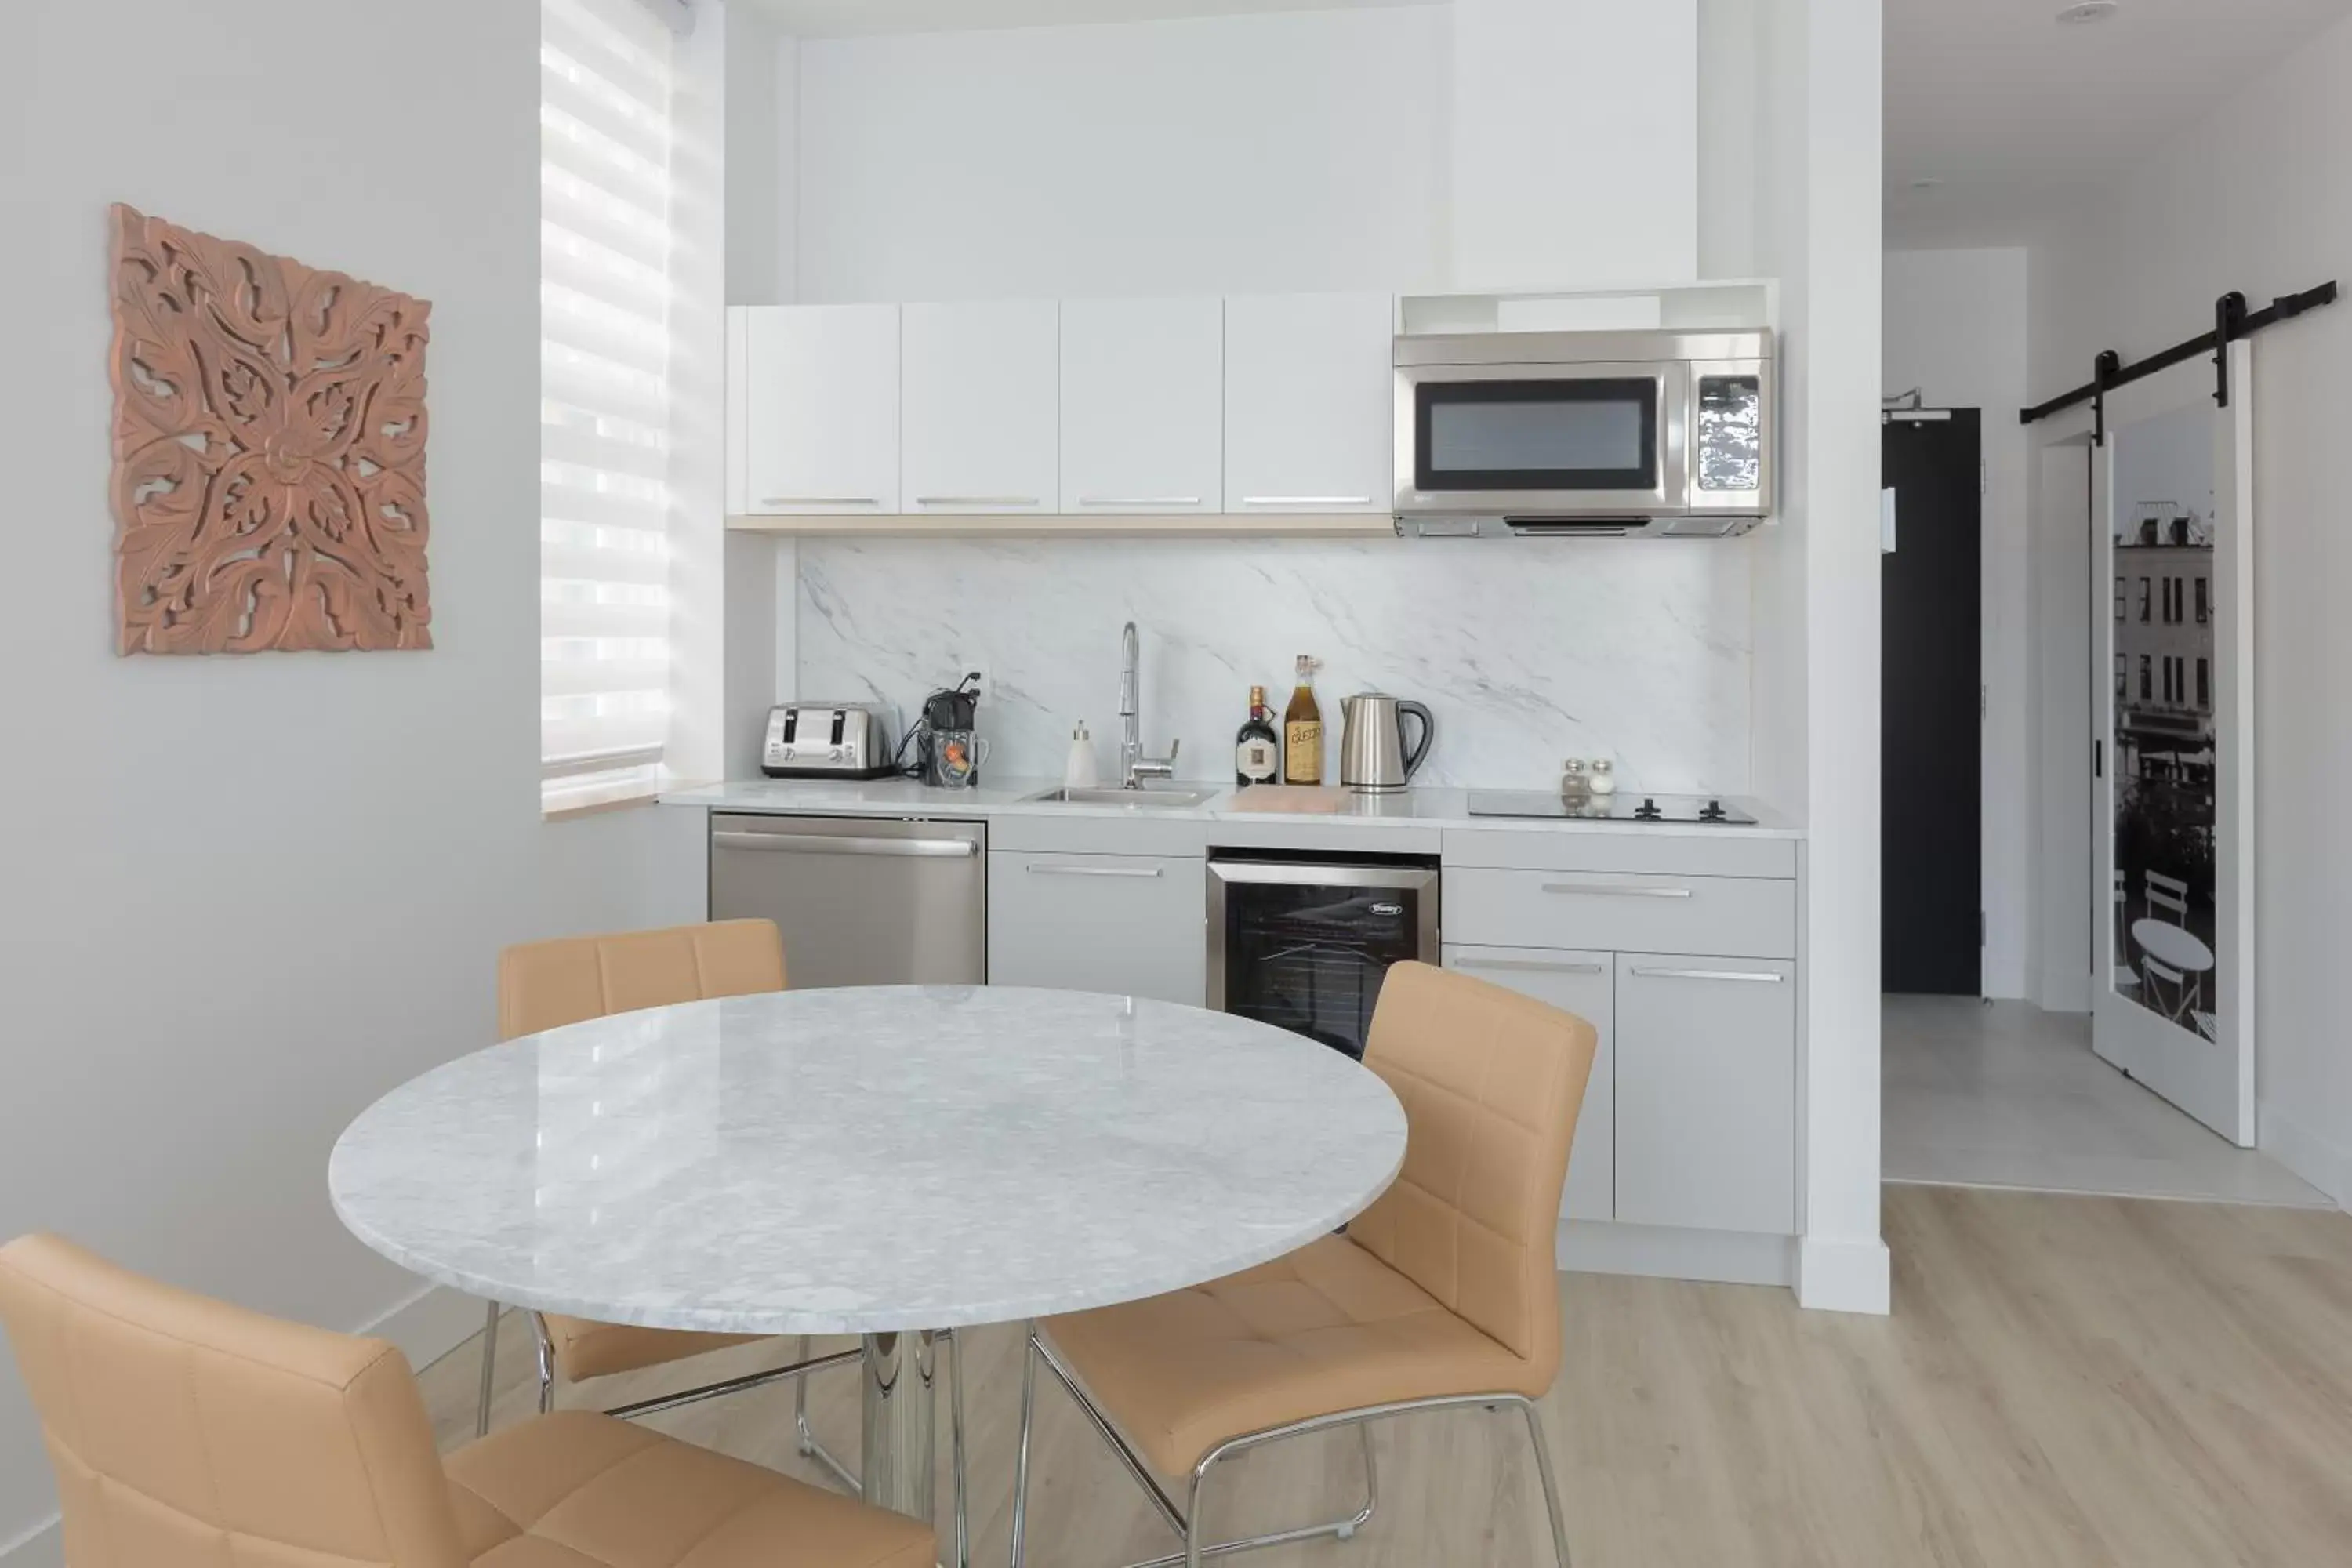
[1446,867,1795,959]
[1613,953,1796,1235]
[1445,946,1614,1222]
[986,851,1207,1006]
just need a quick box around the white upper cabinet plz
[1222,292,1394,514]
[1059,298,1223,514]
[902,301,1058,514]
[742,304,899,514]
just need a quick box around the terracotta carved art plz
[107,204,433,653]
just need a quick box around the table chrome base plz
[1010,1326,1571,1568]
[793,1330,969,1568]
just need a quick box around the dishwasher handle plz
[712,830,978,859]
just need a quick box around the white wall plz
[0,2,702,1559]
[2031,437,2094,1014]
[2028,9,2352,1204]
[1744,0,1889,1313]
[796,6,1455,303]
[1883,248,2032,1000]
[1450,0,1698,288]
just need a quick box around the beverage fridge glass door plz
[1207,858,1440,1058]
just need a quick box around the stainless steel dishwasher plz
[709,814,986,988]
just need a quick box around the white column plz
[1795,0,1890,1315]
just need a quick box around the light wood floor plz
[420,1185,2352,1567]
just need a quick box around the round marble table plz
[329,985,1406,1533]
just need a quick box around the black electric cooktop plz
[1465,790,1759,826]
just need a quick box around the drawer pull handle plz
[1456,957,1606,976]
[1541,883,1693,899]
[1076,495,1203,508]
[1025,863,1163,879]
[1627,967,1784,984]
[759,495,881,506]
[1240,495,1375,507]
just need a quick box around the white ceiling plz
[740,0,1432,39]
[1887,0,2352,246]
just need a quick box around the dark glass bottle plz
[1235,684,1280,787]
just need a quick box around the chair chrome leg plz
[1184,1452,1214,1568]
[949,1326,969,1568]
[794,1334,815,1454]
[1512,1396,1573,1568]
[1011,1327,1039,1568]
[474,1300,500,1437]
[530,1312,555,1415]
[1033,1335,1551,1568]
[792,1334,863,1496]
[1341,1421,1377,1541]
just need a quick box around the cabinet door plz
[987,852,1207,1005]
[1059,298,1222,514]
[902,301,1058,514]
[743,304,899,514]
[1223,292,1393,514]
[1445,946,1614,1221]
[1613,954,1796,1234]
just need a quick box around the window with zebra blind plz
[539,0,691,811]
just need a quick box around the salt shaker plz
[1588,759,1617,797]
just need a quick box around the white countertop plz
[662,776,1804,840]
[329,986,1406,1335]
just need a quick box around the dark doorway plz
[1883,408,1984,996]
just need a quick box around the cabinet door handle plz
[1626,967,1784,984]
[760,495,881,506]
[1240,495,1374,507]
[913,495,1041,508]
[1454,956,1606,975]
[1025,863,1163,878]
[1541,883,1693,899]
[1076,495,1202,508]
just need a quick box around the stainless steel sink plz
[1022,786,1219,809]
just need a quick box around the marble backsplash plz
[795,537,1753,793]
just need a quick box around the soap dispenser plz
[1064,721,1101,790]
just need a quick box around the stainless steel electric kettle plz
[1338,692,1435,793]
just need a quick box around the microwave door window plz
[1417,378,1658,492]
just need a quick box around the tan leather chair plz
[481,920,787,1433]
[1009,961,1597,1568]
[484,920,964,1561]
[0,1232,933,1568]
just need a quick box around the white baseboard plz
[0,1515,60,1568]
[2260,1102,2352,1210]
[361,1282,497,1374]
[1796,1233,1892,1315]
[1558,1220,1796,1290]
[2033,963,2092,1015]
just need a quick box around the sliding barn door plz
[2089,344,2255,1145]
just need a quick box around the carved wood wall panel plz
[107,205,434,654]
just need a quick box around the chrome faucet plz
[1118,620,1180,788]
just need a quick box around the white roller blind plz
[540,0,678,809]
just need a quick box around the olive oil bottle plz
[1281,655,1323,786]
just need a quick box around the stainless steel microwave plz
[1392,328,1775,539]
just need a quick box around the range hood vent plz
[1504,517,1642,538]
[1394,514,1756,542]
